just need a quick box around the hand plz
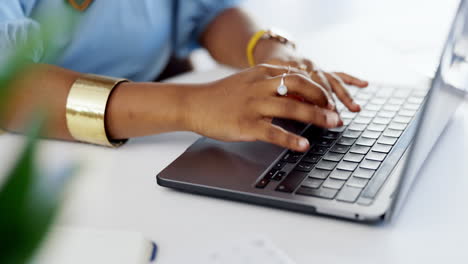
[254,40,369,112]
[185,64,342,152]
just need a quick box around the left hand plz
[255,41,369,112]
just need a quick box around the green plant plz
[0,15,78,264]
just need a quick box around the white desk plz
[1,1,468,263]
[0,67,467,263]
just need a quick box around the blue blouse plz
[0,0,240,81]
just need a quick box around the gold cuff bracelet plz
[66,74,128,147]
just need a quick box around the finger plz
[261,73,335,109]
[254,64,309,79]
[254,120,310,152]
[316,68,332,91]
[326,72,361,112]
[255,97,342,128]
[300,59,316,73]
[334,72,368,88]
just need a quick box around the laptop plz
[157,0,468,222]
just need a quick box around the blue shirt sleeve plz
[0,0,43,66]
[173,0,241,58]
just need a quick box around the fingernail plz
[326,112,340,126]
[298,138,309,149]
[352,101,361,111]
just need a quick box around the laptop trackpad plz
[158,119,307,191]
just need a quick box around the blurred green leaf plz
[0,11,80,264]
[0,118,77,264]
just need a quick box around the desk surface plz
[1,1,468,263]
[1,68,467,264]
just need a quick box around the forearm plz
[1,64,192,141]
[200,8,287,68]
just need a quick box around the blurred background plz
[193,0,459,82]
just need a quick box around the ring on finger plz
[277,73,288,96]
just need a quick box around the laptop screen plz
[390,0,468,219]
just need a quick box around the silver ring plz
[277,73,288,96]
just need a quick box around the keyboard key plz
[336,186,363,203]
[255,178,270,188]
[407,96,424,104]
[354,99,368,106]
[393,88,411,98]
[274,162,286,170]
[276,170,308,193]
[296,162,314,172]
[367,123,386,132]
[336,160,359,171]
[347,177,369,188]
[272,171,286,181]
[329,169,352,180]
[372,143,392,153]
[366,151,387,162]
[315,160,338,171]
[399,109,417,117]
[336,137,356,146]
[296,186,338,199]
[350,145,371,155]
[342,118,353,126]
[360,159,381,170]
[353,168,376,179]
[403,103,420,111]
[356,92,373,100]
[361,130,381,139]
[340,111,357,119]
[364,103,381,111]
[375,88,394,98]
[370,98,387,105]
[308,168,331,179]
[330,144,350,154]
[388,122,407,131]
[310,146,329,155]
[378,136,398,145]
[377,110,396,118]
[323,178,346,190]
[382,104,400,112]
[302,154,321,163]
[356,137,376,147]
[348,123,367,131]
[329,126,346,133]
[321,131,341,139]
[301,178,324,189]
[282,151,302,163]
[387,98,405,105]
[323,152,344,162]
[412,89,428,98]
[373,117,392,125]
[266,169,279,179]
[359,110,378,118]
[342,129,361,139]
[343,153,365,163]
[393,115,412,124]
[316,138,335,147]
[354,116,373,124]
[383,129,402,138]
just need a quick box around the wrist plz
[105,82,195,139]
[253,38,292,65]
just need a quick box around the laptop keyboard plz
[254,84,428,204]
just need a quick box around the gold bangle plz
[247,30,267,67]
[66,74,128,147]
[246,29,296,67]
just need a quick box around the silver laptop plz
[157,0,468,222]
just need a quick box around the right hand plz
[185,64,343,152]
